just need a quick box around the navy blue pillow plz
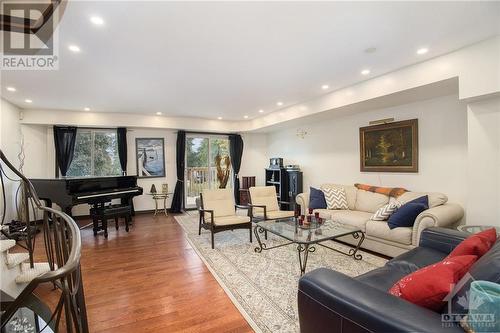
[309,187,327,209]
[387,196,429,229]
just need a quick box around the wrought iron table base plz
[253,225,365,275]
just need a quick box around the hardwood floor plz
[37,213,254,333]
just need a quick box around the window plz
[66,129,122,177]
[185,135,231,208]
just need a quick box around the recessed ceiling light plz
[68,45,81,53]
[217,117,223,120]
[156,112,162,115]
[243,115,249,119]
[6,86,16,92]
[84,107,90,111]
[321,84,329,90]
[361,69,371,75]
[90,16,104,25]
[276,102,283,106]
[258,109,264,113]
[417,48,429,55]
[24,99,32,103]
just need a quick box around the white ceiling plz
[2,1,500,120]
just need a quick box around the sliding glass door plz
[185,135,231,208]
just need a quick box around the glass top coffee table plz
[253,218,365,275]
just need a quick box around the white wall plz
[467,96,500,227]
[0,99,22,223]
[240,133,268,186]
[267,94,468,208]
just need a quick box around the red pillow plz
[448,228,497,258]
[389,255,477,311]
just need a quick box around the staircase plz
[0,150,89,333]
[0,238,53,298]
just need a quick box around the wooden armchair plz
[198,188,252,249]
[248,186,295,221]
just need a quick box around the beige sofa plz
[296,184,464,257]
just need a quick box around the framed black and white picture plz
[136,138,165,178]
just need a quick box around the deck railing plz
[185,167,232,202]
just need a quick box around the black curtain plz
[229,134,244,204]
[117,127,127,175]
[53,126,77,177]
[170,130,186,213]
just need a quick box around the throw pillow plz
[371,201,402,221]
[389,255,478,311]
[322,187,349,210]
[447,228,497,258]
[309,187,327,210]
[387,196,429,229]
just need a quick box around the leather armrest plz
[298,268,463,333]
[419,227,468,254]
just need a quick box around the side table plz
[147,193,172,217]
[458,225,500,235]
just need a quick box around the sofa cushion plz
[371,201,402,221]
[312,209,334,219]
[308,187,327,210]
[447,228,497,258]
[386,247,448,275]
[398,191,448,208]
[321,184,357,210]
[366,220,413,245]
[389,255,478,312]
[331,210,372,231]
[387,196,429,229]
[354,189,389,213]
[322,187,349,210]
[448,238,500,315]
[355,266,408,292]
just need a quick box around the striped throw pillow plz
[371,201,402,221]
[322,187,349,210]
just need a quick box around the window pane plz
[210,138,231,189]
[93,131,121,176]
[66,129,121,177]
[67,131,92,177]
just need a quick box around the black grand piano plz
[29,176,143,216]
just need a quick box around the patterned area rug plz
[175,213,387,333]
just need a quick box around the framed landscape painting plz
[136,138,165,178]
[359,119,418,172]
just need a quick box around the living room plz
[1,1,500,333]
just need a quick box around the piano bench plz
[90,204,132,238]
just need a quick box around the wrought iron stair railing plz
[0,150,89,333]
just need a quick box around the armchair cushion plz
[249,186,280,213]
[212,215,251,226]
[202,188,236,217]
[253,210,295,220]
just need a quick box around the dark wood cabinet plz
[287,170,303,212]
[265,168,302,211]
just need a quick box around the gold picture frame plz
[360,119,418,173]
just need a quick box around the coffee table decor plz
[253,217,365,275]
